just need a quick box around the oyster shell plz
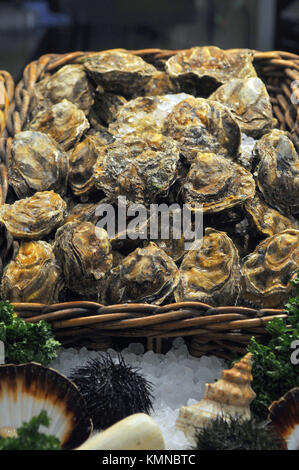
[182,152,255,213]
[65,202,100,225]
[93,133,181,207]
[92,89,127,126]
[176,353,256,443]
[255,130,299,215]
[162,96,241,163]
[27,99,90,151]
[0,362,92,449]
[104,242,180,305]
[142,70,179,96]
[35,64,94,115]
[9,131,69,198]
[174,227,241,305]
[0,190,66,240]
[83,50,157,97]
[109,93,190,138]
[69,133,113,200]
[53,221,113,297]
[209,77,275,138]
[165,46,257,95]
[245,193,299,238]
[0,241,64,303]
[241,229,299,308]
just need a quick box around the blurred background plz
[0,0,298,81]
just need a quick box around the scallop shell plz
[268,388,299,450]
[176,353,256,443]
[0,362,92,449]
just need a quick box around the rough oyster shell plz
[182,152,255,213]
[35,64,94,115]
[162,96,241,163]
[92,88,127,126]
[54,221,113,297]
[0,362,92,449]
[104,242,180,305]
[241,229,299,307]
[9,131,69,198]
[93,133,181,207]
[109,93,190,138]
[176,353,256,443]
[0,240,64,303]
[83,50,157,97]
[245,193,299,238]
[209,77,275,138]
[0,190,66,240]
[165,46,257,95]
[174,227,241,305]
[27,99,90,151]
[65,202,100,225]
[142,70,179,96]
[255,129,299,216]
[69,133,113,200]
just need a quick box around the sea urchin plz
[69,352,154,430]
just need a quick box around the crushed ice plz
[50,336,227,450]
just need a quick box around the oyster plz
[0,190,66,240]
[165,46,257,95]
[0,241,64,303]
[69,133,113,200]
[174,227,241,305]
[83,50,157,97]
[104,242,180,305]
[209,77,275,138]
[142,70,179,96]
[53,221,113,297]
[182,152,255,213]
[245,193,299,238]
[241,229,299,308]
[255,130,299,215]
[35,64,94,114]
[109,93,190,138]
[65,202,100,225]
[162,96,241,163]
[27,99,90,151]
[92,89,127,126]
[9,131,69,198]
[93,133,180,207]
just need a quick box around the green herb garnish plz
[247,269,299,419]
[0,300,60,365]
[0,410,61,450]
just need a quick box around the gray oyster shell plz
[27,99,90,151]
[9,131,69,198]
[104,242,180,305]
[162,96,241,163]
[0,240,64,303]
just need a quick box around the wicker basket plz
[1,48,298,359]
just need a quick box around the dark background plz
[0,0,299,81]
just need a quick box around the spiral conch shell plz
[176,353,256,443]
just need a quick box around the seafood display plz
[0,45,298,308]
[175,353,256,443]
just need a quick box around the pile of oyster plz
[1,46,299,308]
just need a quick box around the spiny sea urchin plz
[69,352,154,430]
[191,415,286,450]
